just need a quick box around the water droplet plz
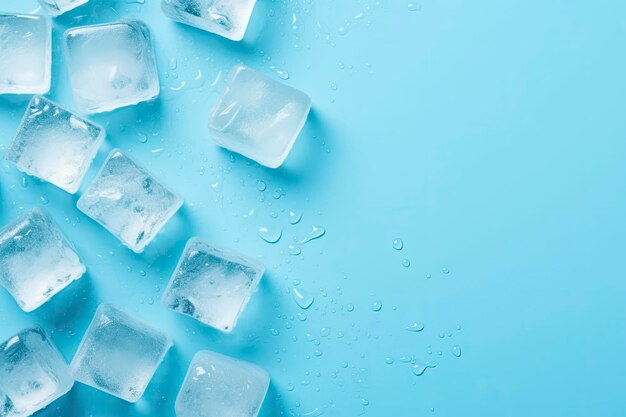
[384,357,394,364]
[451,345,462,357]
[256,180,267,191]
[411,361,438,376]
[402,259,411,268]
[169,58,177,70]
[407,2,420,11]
[300,226,326,244]
[137,132,148,143]
[406,322,424,332]
[346,303,354,312]
[392,238,403,250]
[292,288,314,309]
[258,227,282,243]
[270,66,290,80]
[442,267,450,274]
[272,187,286,199]
[371,300,382,312]
[270,328,280,336]
[288,244,302,256]
[288,211,302,224]
[340,361,348,368]
[320,327,331,337]
[313,349,322,357]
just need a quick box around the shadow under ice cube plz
[175,350,269,417]
[0,207,85,312]
[64,20,160,113]
[0,326,73,417]
[70,304,172,402]
[162,238,264,333]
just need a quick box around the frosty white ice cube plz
[76,149,183,253]
[162,238,264,333]
[209,65,311,168]
[71,304,172,402]
[175,350,269,417]
[38,0,90,16]
[0,207,85,312]
[161,0,257,41]
[5,96,105,194]
[0,14,51,95]
[0,326,73,417]
[64,21,160,113]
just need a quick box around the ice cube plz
[38,0,90,16]
[5,96,105,194]
[0,207,85,312]
[63,21,160,113]
[209,65,311,168]
[0,14,51,95]
[161,0,257,41]
[175,350,269,417]
[71,304,172,402]
[77,149,183,253]
[162,238,264,333]
[0,326,74,417]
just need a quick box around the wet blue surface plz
[1,1,626,416]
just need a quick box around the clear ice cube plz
[0,14,51,95]
[162,238,264,333]
[209,65,311,168]
[5,96,105,194]
[70,304,172,403]
[0,326,73,417]
[76,149,183,253]
[38,0,90,16]
[63,21,160,113]
[175,350,269,417]
[0,207,85,312]
[161,0,257,41]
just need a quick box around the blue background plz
[1,0,626,416]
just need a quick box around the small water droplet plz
[406,322,424,332]
[407,2,420,11]
[340,361,348,368]
[288,211,302,224]
[411,361,438,376]
[346,303,354,312]
[270,328,280,336]
[442,267,450,274]
[320,327,331,337]
[137,132,148,143]
[258,227,282,243]
[292,288,314,309]
[288,244,302,256]
[451,345,462,357]
[384,357,394,364]
[300,226,326,244]
[392,238,403,250]
[256,180,267,191]
[371,300,382,312]
[402,259,411,268]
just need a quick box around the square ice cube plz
[71,304,172,402]
[38,0,90,16]
[176,350,269,417]
[0,207,85,312]
[77,149,183,253]
[162,238,264,333]
[209,65,311,168]
[161,0,257,41]
[0,14,51,95]
[0,326,73,417]
[5,96,105,194]
[63,21,160,114]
